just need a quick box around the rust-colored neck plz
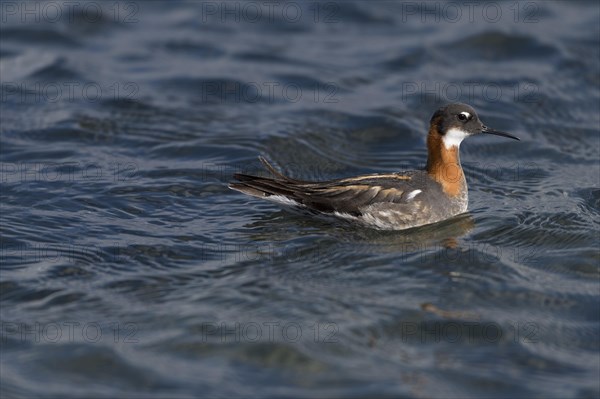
[425,125,465,197]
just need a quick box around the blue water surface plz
[1,1,599,398]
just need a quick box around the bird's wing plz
[230,158,424,216]
[291,174,423,215]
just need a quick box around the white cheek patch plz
[443,128,469,149]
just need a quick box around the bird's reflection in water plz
[236,207,475,262]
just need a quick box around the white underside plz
[264,188,425,230]
[334,211,390,229]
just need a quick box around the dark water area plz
[1,1,599,398]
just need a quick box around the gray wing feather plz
[230,157,426,215]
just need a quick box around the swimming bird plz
[229,103,519,230]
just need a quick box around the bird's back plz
[229,158,468,230]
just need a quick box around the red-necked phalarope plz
[229,103,520,230]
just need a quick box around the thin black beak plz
[481,125,520,141]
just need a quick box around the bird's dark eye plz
[457,113,467,121]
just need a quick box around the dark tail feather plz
[229,182,270,198]
[258,156,304,183]
[259,156,291,181]
[229,177,297,199]
[229,156,302,199]
[231,173,262,182]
